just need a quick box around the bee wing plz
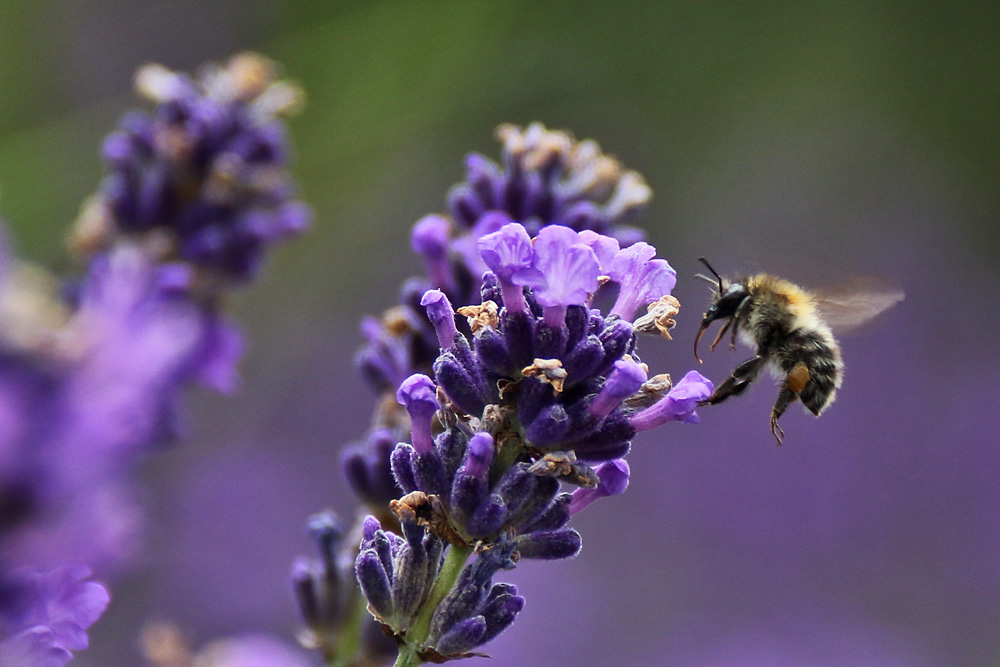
[812,276,904,332]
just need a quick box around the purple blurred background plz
[1,1,997,665]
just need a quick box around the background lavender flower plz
[0,566,109,667]
[73,53,309,283]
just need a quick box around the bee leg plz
[769,363,810,445]
[709,319,731,352]
[703,355,766,406]
[728,298,753,350]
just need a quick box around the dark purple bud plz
[519,493,572,533]
[516,528,582,560]
[421,289,458,349]
[362,515,382,543]
[506,475,559,531]
[561,334,605,384]
[434,427,468,482]
[597,320,636,375]
[341,428,400,509]
[412,449,448,497]
[569,416,633,462]
[396,374,440,454]
[433,352,488,417]
[307,511,344,572]
[467,494,508,538]
[494,463,538,519]
[374,531,395,580]
[292,557,324,629]
[516,377,554,426]
[436,616,488,656]
[478,585,525,645]
[391,443,418,494]
[391,544,429,627]
[464,153,502,210]
[356,551,393,619]
[589,357,647,419]
[524,402,570,447]
[473,326,513,376]
[447,183,485,229]
[429,564,488,643]
[532,320,567,359]
[631,370,714,431]
[568,459,630,514]
[500,309,535,369]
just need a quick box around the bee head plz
[694,258,750,363]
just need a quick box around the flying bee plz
[693,258,903,444]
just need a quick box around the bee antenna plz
[697,257,724,293]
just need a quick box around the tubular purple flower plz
[631,370,715,431]
[452,211,511,282]
[396,374,440,454]
[608,242,677,320]
[588,358,647,420]
[568,459,630,515]
[412,215,454,292]
[527,226,600,327]
[577,229,620,273]
[478,222,536,314]
[421,290,458,349]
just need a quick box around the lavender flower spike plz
[396,374,440,454]
[525,226,600,328]
[568,459,630,515]
[421,289,458,349]
[75,53,311,282]
[631,370,715,431]
[608,242,677,321]
[478,222,536,314]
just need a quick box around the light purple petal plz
[530,226,600,308]
[568,459,630,514]
[630,370,714,431]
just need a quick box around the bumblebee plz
[693,258,902,444]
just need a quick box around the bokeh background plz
[1,1,998,665]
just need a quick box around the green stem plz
[394,543,474,667]
[325,592,370,667]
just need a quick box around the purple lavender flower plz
[0,54,308,667]
[631,370,716,431]
[0,566,109,667]
[333,128,718,667]
[449,123,651,240]
[71,53,310,282]
[568,459,630,515]
[355,516,523,661]
[522,226,601,328]
[356,123,652,395]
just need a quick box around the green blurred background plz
[1,1,998,665]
